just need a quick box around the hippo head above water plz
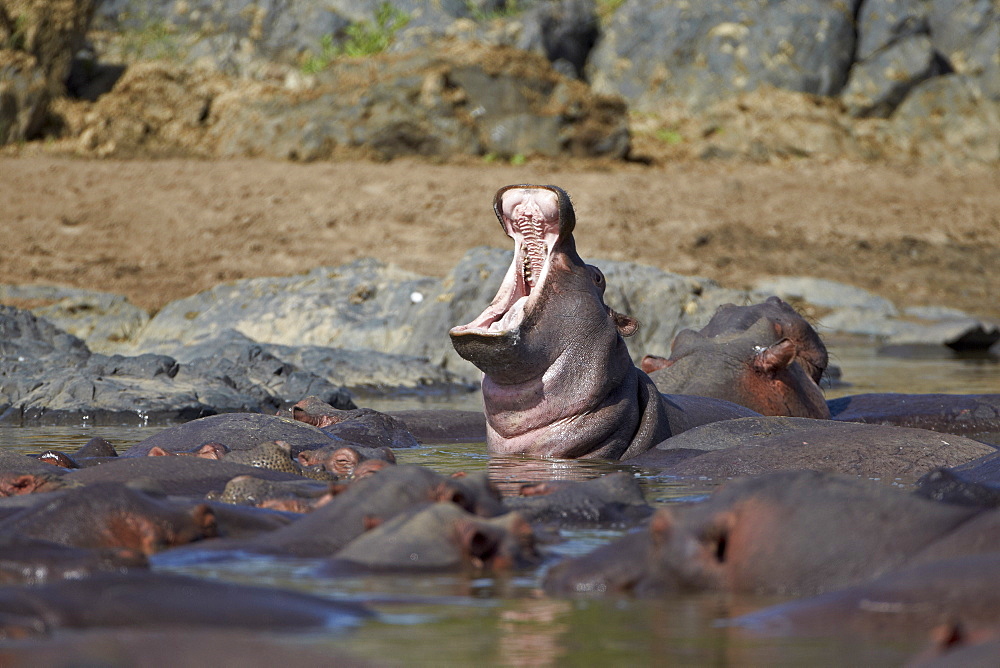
[449,185,764,460]
[450,185,637,377]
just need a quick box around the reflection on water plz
[825,342,1000,398]
[1,343,998,665]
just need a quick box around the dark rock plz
[176,344,354,412]
[124,250,750,380]
[155,328,472,396]
[587,0,857,111]
[927,0,999,100]
[0,284,149,354]
[0,305,354,425]
[855,0,930,62]
[842,35,943,117]
[885,74,1000,165]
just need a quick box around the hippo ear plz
[752,338,796,374]
[147,446,174,457]
[649,509,676,546]
[640,355,673,374]
[0,474,44,496]
[610,308,640,337]
[190,503,218,538]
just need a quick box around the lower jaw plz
[450,329,522,370]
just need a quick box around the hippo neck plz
[482,337,665,459]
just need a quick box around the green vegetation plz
[655,128,684,145]
[596,0,627,23]
[300,34,339,74]
[466,1,522,22]
[301,3,410,73]
[118,15,185,61]
[482,151,529,165]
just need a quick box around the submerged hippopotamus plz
[449,184,756,459]
[642,297,831,419]
[544,470,1000,597]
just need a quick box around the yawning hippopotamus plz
[449,184,757,459]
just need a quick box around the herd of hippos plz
[1,185,1000,663]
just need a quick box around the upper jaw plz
[450,185,571,338]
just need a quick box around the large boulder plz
[586,0,857,111]
[92,0,600,80]
[883,74,1000,165]
[126,248,750,380]
[926,0,999,101]
[842,35,943,118]
[0,284,149,353]
[0,305,353,425]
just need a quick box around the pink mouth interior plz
[455,188,562,335]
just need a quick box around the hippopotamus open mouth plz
[450,184,575,339]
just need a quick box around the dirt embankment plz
[0,155,997,322]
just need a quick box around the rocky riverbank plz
[2,0,998,165]
[2,249,996,425]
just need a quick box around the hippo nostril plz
[467,530,499,563]
[714,534,728,563]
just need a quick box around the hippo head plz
[450,185,635,383]
[449,185,656,459]
[652,317,832,419]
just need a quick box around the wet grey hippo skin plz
[543,470,1000,597]
[449,184,758,460]
[643,297,831,419]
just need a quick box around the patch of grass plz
[342,3,410,57]
[655,128,684,145]
[466,1,522,22]
[300,34,338,74]
[482,152,528,165]
[300,3,410,73]
[118,15,184,61]
[596,0,627,23]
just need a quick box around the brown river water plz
[1,343,998,665]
